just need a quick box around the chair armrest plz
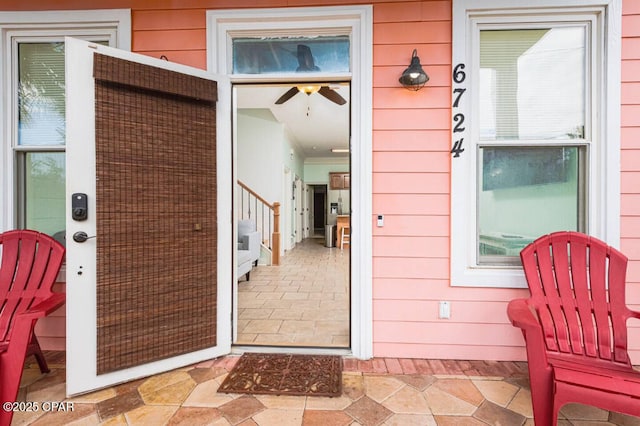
[507,298,551,371]
[18,293,66,321]
[507,298,541,331]
[7,293,66,362]
[629,308,640,321]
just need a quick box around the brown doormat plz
[218,353,342,397]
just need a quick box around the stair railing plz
[237,180,280,265]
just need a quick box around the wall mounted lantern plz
[399,49,429,91]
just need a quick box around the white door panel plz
[65,37,231,395]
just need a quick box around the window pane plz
[24,152,66,238]
[479,28,586,140]
[233,36,350,74]
[478,146,581,262]
[18,42,66,146]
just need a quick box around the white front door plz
[65,38,232,395]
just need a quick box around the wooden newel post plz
[272,202,280,265]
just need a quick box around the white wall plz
[304,159,349,182]
[237,109,283,204]
[282,127,304,181]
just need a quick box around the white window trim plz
[0,9,131,233]
[206,6,373,359]
[451,0,621,288]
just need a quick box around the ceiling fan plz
[274,45,347,106]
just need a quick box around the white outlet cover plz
[439,301,450,319]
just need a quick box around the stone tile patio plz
[10,352,640,425]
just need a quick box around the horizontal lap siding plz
[132,9,207,69]
[372,0,533,361]
[622,0,640,363]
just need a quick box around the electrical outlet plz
[439,301,451,319]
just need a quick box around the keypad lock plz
[71,193,88,221]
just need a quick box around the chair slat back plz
[0,230,65,342]
[520,231,631,365]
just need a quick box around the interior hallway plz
[236,237,350,347]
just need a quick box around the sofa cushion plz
[238,235,249,251]
[238,220,256,241]
[237,249,252,265]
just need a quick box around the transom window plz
[232,36,350,74]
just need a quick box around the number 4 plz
[451,139,465,158]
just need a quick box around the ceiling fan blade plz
[275,87,300,104]
[318,86,347,105]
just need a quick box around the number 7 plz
[453,88,466,108]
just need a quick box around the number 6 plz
[453,63,466,84]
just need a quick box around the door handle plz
[73,231,96,243]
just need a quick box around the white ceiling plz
[236,83,350,159]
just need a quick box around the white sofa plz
[238,219,260,281]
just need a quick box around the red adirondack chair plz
[508,231,640,425]
[0,230,65,425]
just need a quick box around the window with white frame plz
[0,10,130,237]
[451,0,620,287]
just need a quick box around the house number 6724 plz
[451,63,466,158]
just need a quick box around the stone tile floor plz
[11,351,640,425]
[237,238,350,347]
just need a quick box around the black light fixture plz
[399,49,429,91]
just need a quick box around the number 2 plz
[453,113,465,133]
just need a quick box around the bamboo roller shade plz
[93,53,218,374]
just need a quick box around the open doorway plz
[310,184,327,238]
[234,83,350,348]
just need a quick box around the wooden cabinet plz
[329,172,350,190]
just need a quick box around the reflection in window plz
[478,146,582,263]
[479,27,586,141]
[25,152,66,236]
[233,36,350,74]
[18,43,66,146]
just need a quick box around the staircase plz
[237,180,280,265]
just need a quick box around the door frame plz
[283,167,294,251]
[207,5,373,359]
[65,38,232,395]
[295,175,303,244]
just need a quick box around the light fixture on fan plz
[296,85,321,95]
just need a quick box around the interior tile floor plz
[12,352,640,425]
[236,237,350,347]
